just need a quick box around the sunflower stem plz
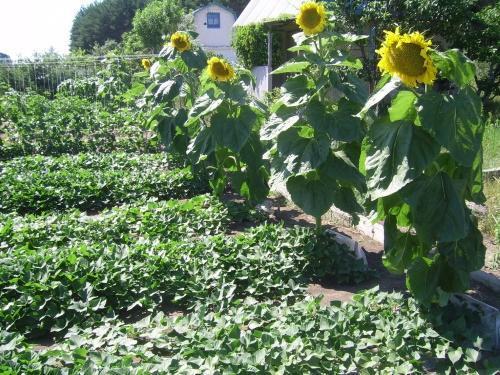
[315,216,323,236]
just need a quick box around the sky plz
[0,0,96,59]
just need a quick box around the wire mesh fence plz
[0,55,155,99]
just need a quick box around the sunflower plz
[141,58,151,70]
[207,56,235,82]
[376,27,437,87]
[296,1,326,36]
[170,31,191,52]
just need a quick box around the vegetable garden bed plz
[0,153,206,214]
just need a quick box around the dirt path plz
[263,197,500,309]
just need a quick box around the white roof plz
[233,0,305,27]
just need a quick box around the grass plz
[483,118,500,170]
[479,176,499,270]
[480,177,499,238]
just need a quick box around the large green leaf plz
[260,112,301,141]
[186,127,216,163]
[438,222,485,275]
[272,60,311,75]
[154,78,181,103]
[157,114,176,148]
[330,99,364,142]
[357,77,400,117]
[365,119,440,200]
[403,173,468,243]
[388,90,417,122]
[406,257,440,304]
[339,73,369,106]
[180,49,207,70]
[319,152,366,193]
[383,216,424,274]
[306,99,363,142]
[277,127,330,174]
[431,49,475,88]
[278,75,312,107]
[417,87,482,167]
[211,105,255,152]
[286,172,335,218]
[186,89,223,126]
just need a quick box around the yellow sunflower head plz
[296,1,327,36]
[376,27,437,87]
[207,56,235,82]
[141,58,151,70]
[170,31,192,52]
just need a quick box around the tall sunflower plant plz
[262,1,369,230]
[145,31,207,156]
[184,56,270,204]
[361,27,486,304]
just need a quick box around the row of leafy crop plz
[2,289,495,374]
[0,194,229,250]
[0,220,371,338]
[0,152,205,214]
[0,91,159,159]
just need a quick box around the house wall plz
[193,4,237,62]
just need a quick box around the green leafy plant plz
[0,194,229,250]
[0,91,159,159]
[185,64,270,204]
[232,24,283,69]
[262,28,368,229]
[363,47,486,304]
[0,222,372,338]
[1,289,491,373]
[0,153,206,214]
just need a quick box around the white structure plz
[234,0,306,98]
[193,2,237,63]
[233,0,304,28]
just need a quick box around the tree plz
[327,0,499,111]
[70,0,149,52]
[131,0,186,51]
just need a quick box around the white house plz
[193,2,237,63]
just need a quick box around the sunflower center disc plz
[388,42,426,77]
[302,9,321,29]
[175,39,186,49]
[213,62,228,77]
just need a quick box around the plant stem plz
[315,216,322,235]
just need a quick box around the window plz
[207,12,220,28]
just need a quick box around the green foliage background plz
[70,0,149,52]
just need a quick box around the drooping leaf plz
[277,127,330,174]
[260,112,301,141]
[339,73,369,106]
[180,49,207,70]
[437,222,485,275]
[365,119,440,200]
[406,257,440,304]
[186,89,223,126]
[211,105,255,152]
[403,172,468,243]
[330,99,364,142]
[287,172,335,218]
[417,87,482,167]
[319,152,366,193]
[383,215,425,274]
[431,49,475,88]
[278,75,312,108]
[187,127,216,163]
[357,77,400,117]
